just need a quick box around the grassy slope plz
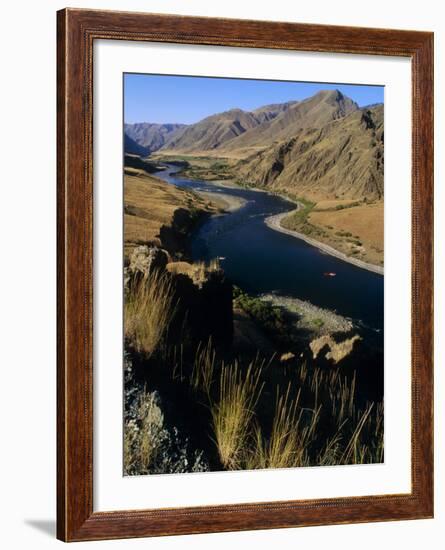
[309,201,384,266]
[124,169,218,260]
[281,199,384,267]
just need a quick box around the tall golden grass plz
[293,365,383,466]
[195,345,384,470]
[245,384,322,470]
[126,329,383,473]
[241,364,382,470]
[211,359,265,470]
[124,270,176,357]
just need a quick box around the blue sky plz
[124,74,384,125]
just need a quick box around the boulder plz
[310,334,361,364]
[129,245,169,278]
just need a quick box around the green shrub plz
[233,287,287,334]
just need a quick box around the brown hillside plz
[160,109,261,153]
[124,122,186,153]
[309,201,384,266]
[237,104,384,200]
[160,101,297,154]
[250,100,298,123]
[124,171,217,260]
[220,90,358,157]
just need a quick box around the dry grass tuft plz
[246,385,321,470]
[191,338,217,396]
[167,258,221,286]
[211,359,265,470]
[293,365,383,466]
[124,270,176,357]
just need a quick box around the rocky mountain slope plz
[221,90,358,157]
[237,103,384,200]
[124,122,186,153]
[159,109,257,153]
[124,133,149,156]
[155,90,358,158]
[155,101,297,153]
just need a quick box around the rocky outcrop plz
[124,245,170,293]
[124,356,209,475]
[129,245,169,277]
[124,154,160,173]
[125,246,234,350]
[166,260,233,350]
[158,207,202,256]
[309,334,361,364]
[279,351,296,363]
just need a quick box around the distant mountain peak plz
[126,90,360,157]
[236,104,384,201]
[313,89,344,100]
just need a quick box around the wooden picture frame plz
[57,8,434,542]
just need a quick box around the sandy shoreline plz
[265,212,384,275]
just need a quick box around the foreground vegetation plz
[124,267,384,475]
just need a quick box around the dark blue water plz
[156,165,383,339]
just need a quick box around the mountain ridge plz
[124,122,186,154]
[236,103,384,200]
[219,90,359,156]
[158,100,299,153]
[125,90,383,200]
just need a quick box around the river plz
[156,164,383,333]
[156,164,384,399]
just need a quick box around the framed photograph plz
[57,8,434,542]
